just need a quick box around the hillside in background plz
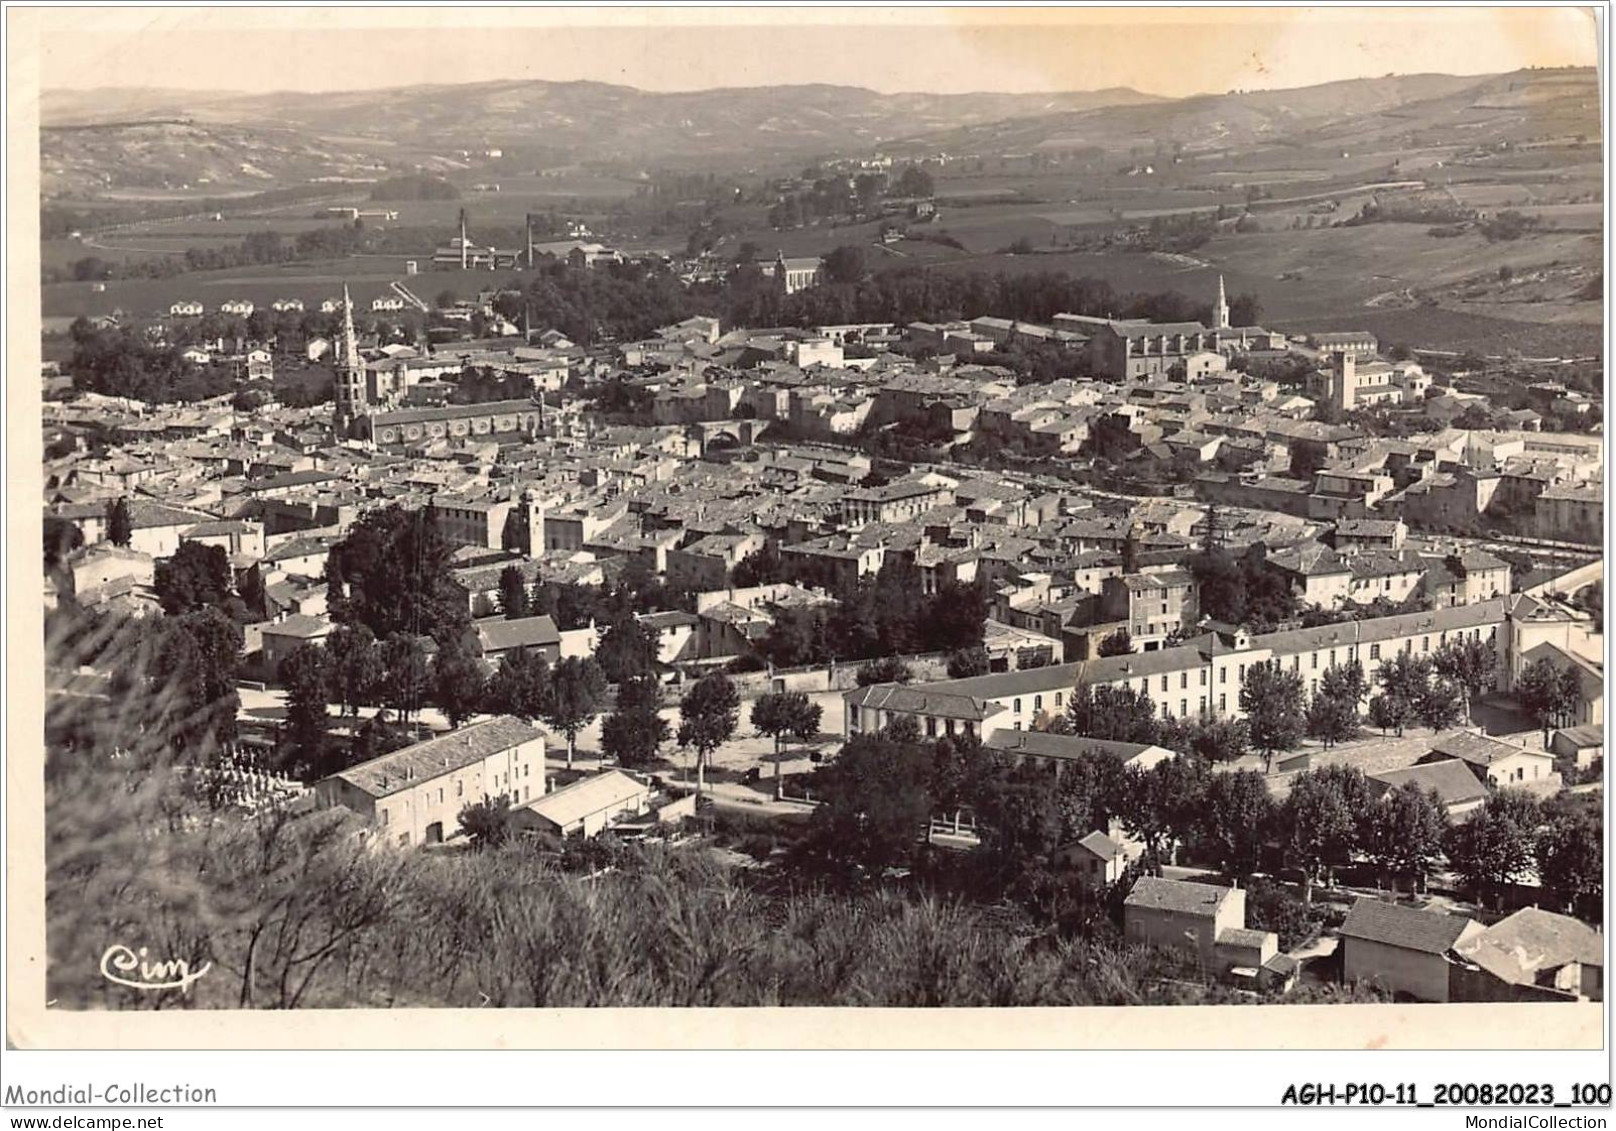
[40,70,1599,195]
[40,120,397,198]
[40,80,1163,191]
[906,69,1602,158]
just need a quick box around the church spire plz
[341,283,359,369]
[1213,274,1230,330]
[334,283,367,434]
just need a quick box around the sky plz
[34,7,1601,100]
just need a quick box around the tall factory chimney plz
[458,208,469,269]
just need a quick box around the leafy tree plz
[153,607,244,753]
[970,758,1064,866]
[379,634,431,722]
[107,497,133,547]
[1444,790,1540,908]
[481,646,552,722]
[498,565,530,620]
[676,672,740,793]
[1052,747,1128,840]
[946,646,992,679]
[323,623,384,715]
[1487,787,1543,832]
[1279,765,1371,904]
[329,505,469,643]
[458,796,513,849]
[925,579,990,654]
[1190,717,1250,763]
[1117,757,1207,874]
[894,164,935,198]
[1199,770,1273,877]
[751,690,822,796]
[822,245,867,286]
[756,605,827,667]
[1366,783,1447,892]
[1365,692,1403,735]
[1373,652,1431,737]
[1096,628,1135,658]
[277,643,331,780]
[730,542,786,588]
[1243,878,1313,951]
[614,671,662,714]
[601,701,669,772]
[350,708,415,765]
[1570,580,1602,625]
[1517,657,1582,745]
[1306,663,1364,750]
[155,541,234,615]
[1536,814,1602,916]
[594,614,659,684]
[43,515,84,570]
[869,556,927,655]
[236,562,268,621]
[324,552,349,623]
[1240,663,1305,771]
[856,656,913,686]
[787,692,823,747]
[543,657,608,768]
[432,633,488,727]
[1415,675,1463,731]
[802,735,933,877]
[1120,528,1139,574]
[1065,683,1159,744]
[1190,547,1298,631]
[1432,637,1496,726]
[882,714,923,744]
[1229,293,1263,328]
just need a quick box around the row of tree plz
[732,551,989,667]
[801,728,1601,922]
[1052,639,1504,772]
[278,628,612,780]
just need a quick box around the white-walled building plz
[314,716,546,847]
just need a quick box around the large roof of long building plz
[1340,898,1473,955]
[982,729,1167,765]
[328,715,544,799]
[844,682,1005,722]
[476,614,561,653]
[1369,759,1489,808]
[367,399,540,426]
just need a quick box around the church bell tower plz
[333,283,367,436]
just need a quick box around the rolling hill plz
[40,80,1164,189]
[902,69,1601,159]
[39,69,1600,196]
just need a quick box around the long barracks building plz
[846,595,1580,741]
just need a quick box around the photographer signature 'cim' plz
[100,944,211,994]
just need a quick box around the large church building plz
[1084,276,1287,381]
[330,280,542,448]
